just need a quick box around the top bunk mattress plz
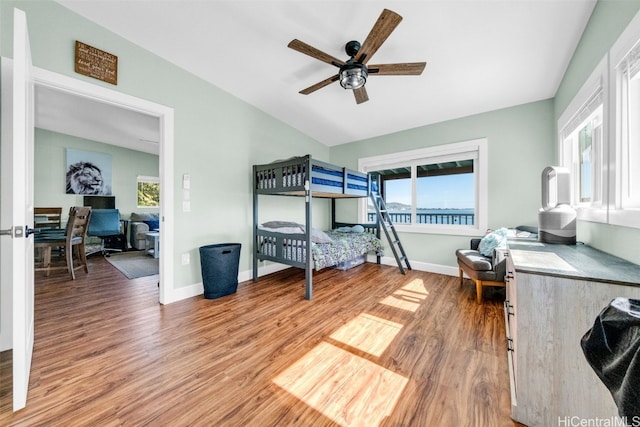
[254,155,369,198]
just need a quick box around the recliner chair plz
[456,225,538,303]
[456,238,507,304]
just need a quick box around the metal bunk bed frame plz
[252,155,409,300]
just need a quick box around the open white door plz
[0,8,36,411]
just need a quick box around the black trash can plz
[199,243,241,299]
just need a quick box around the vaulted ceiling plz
[43,0,596,149]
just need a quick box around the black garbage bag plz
[581,297,640,419]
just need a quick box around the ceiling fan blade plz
[288,39,345,67]
[353,86,369,104]
[299,75,339,95]
[356,9,403,64]
[368,62,427,76]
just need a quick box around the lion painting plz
[66,161,111,195]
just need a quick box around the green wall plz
[555,0,640,117]
[1,0,329,291]
[34,129,159,220]
[4,0,640,290]
[331,0,640,268]
[554,0,640,264]
[330,99,556,268]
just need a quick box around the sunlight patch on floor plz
[273,342,407,427]
[379,278,429,312]
[329,313,403,357]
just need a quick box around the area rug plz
[105,251,159,279]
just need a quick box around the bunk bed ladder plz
[370,191,411,274]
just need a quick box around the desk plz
[505,239,640,425]
[145,231,159,258]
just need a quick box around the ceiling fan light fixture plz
[339,62,368,90]
[289,9,425,103]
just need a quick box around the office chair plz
[87,209,126,256]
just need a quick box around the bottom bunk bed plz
[253,221,383,299]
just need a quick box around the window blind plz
[619,40,640,79]
[560,88,603,141]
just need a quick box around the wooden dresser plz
[504,239,640,426]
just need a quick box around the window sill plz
[575,206,607,224]
[609,208,640,229]
[574,206,640,229]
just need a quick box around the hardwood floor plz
[0,257,523,426]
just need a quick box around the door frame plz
[32,66,175,304]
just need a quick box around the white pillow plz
[309,228,333,243]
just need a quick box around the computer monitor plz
[83,195,115,210]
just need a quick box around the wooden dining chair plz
[34,207,62,229]
[34,207,64,262]
[34,206,92,280]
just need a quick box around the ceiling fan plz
[288,9,426,104]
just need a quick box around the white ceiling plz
[45,0,596,148]
[36,85,161,154]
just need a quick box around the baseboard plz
[168,258,458,304]
[238,262,291,283]
[169,262,293,303]
[367,254,458,277]
[170,281,204,303]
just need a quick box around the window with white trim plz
[608,7,640,228]
[558,54,607,223]
[558,7,640,229]
[616,40,640,209]
[137,175,160,208]
[560,94,604,207]
[358,139,488,236]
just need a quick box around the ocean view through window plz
[359,139,488,236]
[367,163,475,225]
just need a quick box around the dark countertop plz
[507,238,640,287]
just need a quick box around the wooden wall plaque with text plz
[74,41,118,85]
